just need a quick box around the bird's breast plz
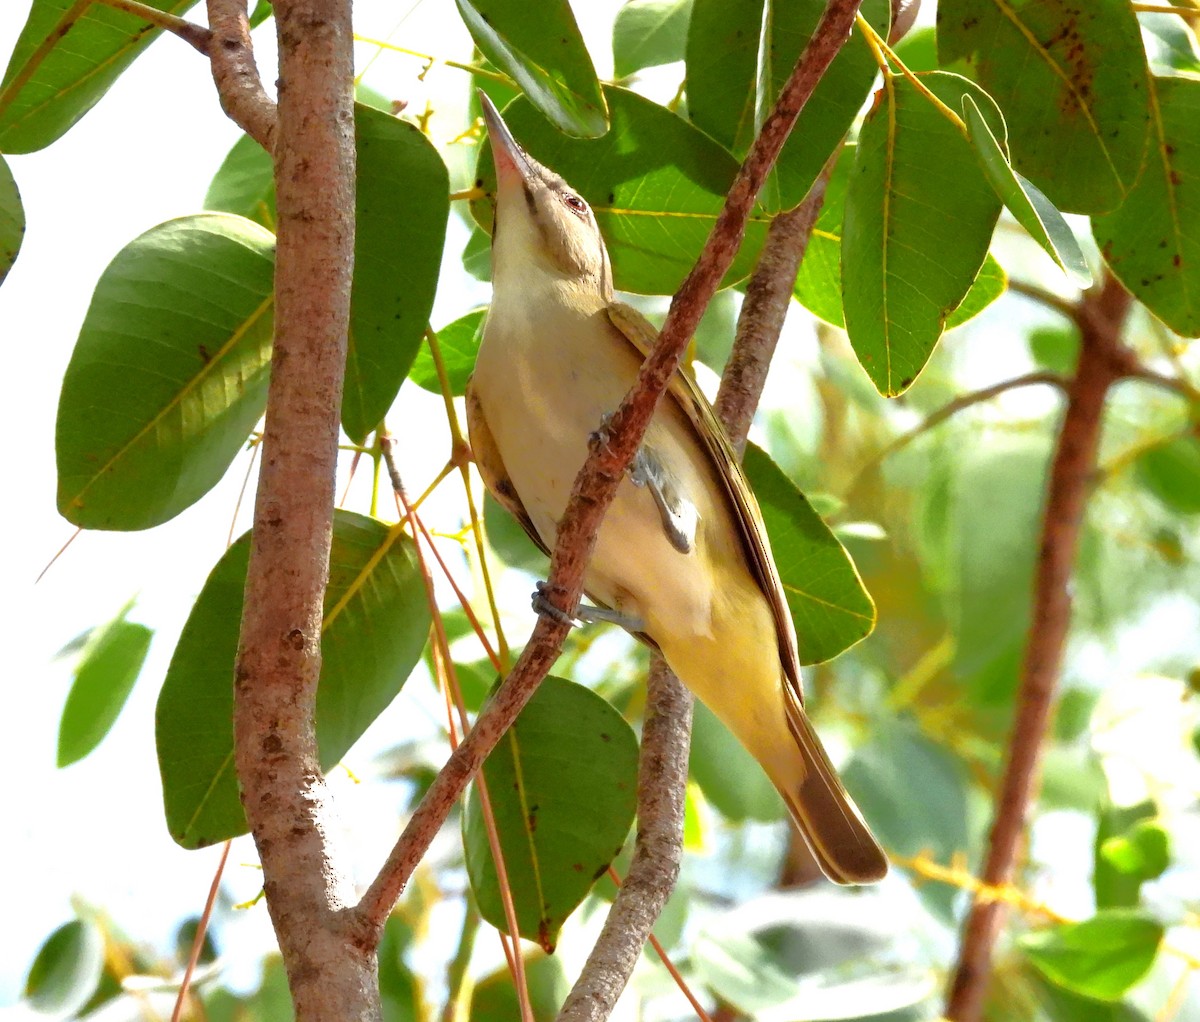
[472,295,718,638]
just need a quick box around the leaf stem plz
[855,13,966,131]
[90,0,212,52]
[423,324,511,669]
[1132,1,1200,18]
[352,35,516,85]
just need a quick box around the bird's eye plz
[562,193,589,217]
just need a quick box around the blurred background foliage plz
[4,0,1200,1019]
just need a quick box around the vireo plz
[467,93,888,885]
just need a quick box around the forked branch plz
[944,273,1134,1021]
[354,0,867,946]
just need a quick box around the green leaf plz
[692,930,798,1015]
[1135,434,1200,515]
[757,0,890,210]
[952,439,1051,685]
[0,155,24,286]
[796,146,1007,331]
[843,717,969,867]
[408,308,487,397]
[1095,801,1156,910]
[204,134,276,229]
[343,105,449,442]
[743,443,876,662]
[455,0,608,138]
[463,676,638,951]
[613,0,692,78]
[938,0,1151,215]
[203,106,450,442]
[1093,75,1200,337]
[471,86,769,295]
[56,214,275,530]
[378,915,422,1022]
[689,700,784,822]
[484,491,545,572]
[471,954,568,1022]
[945,253,1008,330]
[1028,323,1081,374]
[793,142,854,327]
[962,95,1092,288]
[1020,911,1164,1002]
[0,0,201,153]
[24,919,105,1014]
[687,0,888,210]
[462,225,492,281]
[57,603,152,767]
[248,0,273,27]
[685,0,761,155]
[1141,12,1200,76]
[156,511,431,848]
[841,72,1003,396]
[1101,822,1170,882]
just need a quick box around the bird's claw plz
[531,580,581,628]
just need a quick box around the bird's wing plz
[606,301,804,696]
[465,376,552,560]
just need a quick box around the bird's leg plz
[589,413,698,556]
[531,581,645,632]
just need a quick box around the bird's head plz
[479,92,613,304]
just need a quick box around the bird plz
[465,92,888,885]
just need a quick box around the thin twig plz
[381,438,534,1022]
[92,0,211,52]
[845,371,1068,497]
[944,274,1134,1021]
[555,658,695,1022]
[1127,365,1200,406]
[1132,2,1200,18]
[1006,278,1080,323]
[170,841,232,1022]
[206,0,276,151]
[353,0,867,945]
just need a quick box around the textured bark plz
[206,0,277,151]
[356,0,867,942]
[555,658,694,1022]
[714,170,832,457]
[229,0,373,1017]
[944,275,1134,1022]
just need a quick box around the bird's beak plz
[478,90,536,190]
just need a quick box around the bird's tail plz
[774,687,889,885]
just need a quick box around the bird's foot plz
[531,581,582,628]
[587,411,615,456]
[531,581,645,633]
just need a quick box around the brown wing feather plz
[604,302,804,697]
[465,376,551,560]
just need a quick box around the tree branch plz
[230,0,368,1018]
[1005,278,1080,323]
[1126,364,1200,406]
[555,657,695,1022]
[206,0,277,151]
[715,164,834,456]
[943,274,1134,1022]
[849,370,1069,489]
[353,0,866,946]
[93,0,211,53]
